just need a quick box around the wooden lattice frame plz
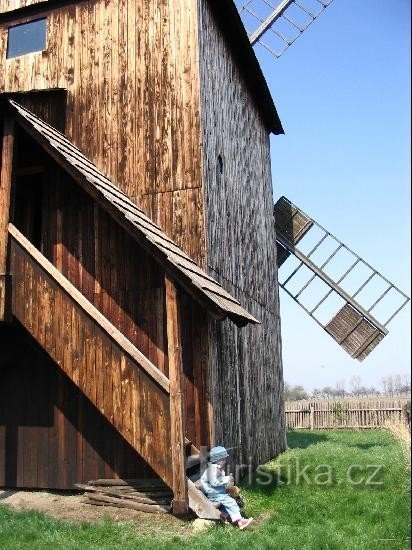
[235,0,334,58]
[274,196,410,361]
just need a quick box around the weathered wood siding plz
[179,291,210,448]
[5,89,66,131]
[0,0,206,265]
[0,0,45,13]
[8,231,173,486]
[1,0,286,469]
[198,0,286,468]
[0,323,156,489]
[14,135,169,375]
[11,127,209,456]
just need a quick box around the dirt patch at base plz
[0,489,191,535]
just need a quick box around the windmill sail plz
[274,197,410,361]
[236,0,334,58]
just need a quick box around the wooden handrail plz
[8,223,170,394]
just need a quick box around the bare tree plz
[350,375,362,394]
[335,379,346,397]
[381,375,395,395]
[401,373,411,393]
[381,373,410,395]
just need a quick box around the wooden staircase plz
[6,224,220,519]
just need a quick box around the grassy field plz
[0,429,410,549]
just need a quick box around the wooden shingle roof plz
[9,100,259,327]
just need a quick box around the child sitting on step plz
[200,446,253,529]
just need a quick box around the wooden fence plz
[285,397,411,429]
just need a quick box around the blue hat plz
[209,446,229,463]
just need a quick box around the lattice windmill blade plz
[274,196,410,361]
[235,0,334,59]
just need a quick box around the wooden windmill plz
[0,0,407,520]
[0,0,285,517]
[235,0,410,361]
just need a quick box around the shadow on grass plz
[287,431,329,449]
[348,442,390,450]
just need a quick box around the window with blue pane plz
[7,18,47,59]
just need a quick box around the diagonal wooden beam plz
[9,223,170,392]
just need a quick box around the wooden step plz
[87,478,169,489]
[187,479,220,520]
[77,480,173,514]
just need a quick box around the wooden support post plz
[165,275,188,516]
[0,117,15,322]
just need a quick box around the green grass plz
[0,430,410,549]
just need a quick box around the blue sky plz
[251,0,410,392]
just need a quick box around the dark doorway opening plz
[13,171,44,250]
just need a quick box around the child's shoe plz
[237,517,253,530]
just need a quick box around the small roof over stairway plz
[8,99,258,327]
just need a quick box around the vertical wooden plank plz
[129,359,141,455]
[76,389,84,484]
[165,275,188,515]
[102,334,114,478]
[0,117,15,321]
[36,350,49,489]
[111,343,123,440]
[120,355,132,444]
[113,352,126,474]
[94,325,104,413]
[155,276,167,375]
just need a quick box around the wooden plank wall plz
[6,89,66,131]
[179,291,210,448]
[13,138,169,376]
[0,0,286,467]
[12,128,209,451]
[0,323,156,489]
[198,0,286,469]
[8,234,173,487]
[0,0,45,13]
[0,0,206,266]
